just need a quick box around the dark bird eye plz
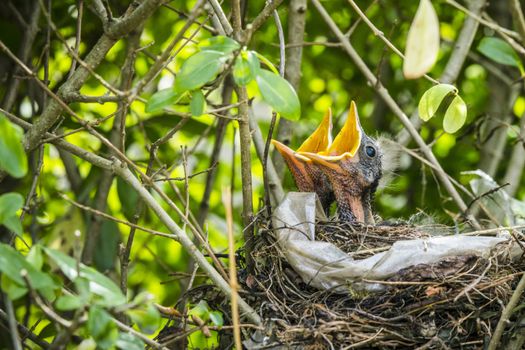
[365,145,376,158]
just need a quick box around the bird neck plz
[335,188,375,224]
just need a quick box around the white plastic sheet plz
[272,192,514,292]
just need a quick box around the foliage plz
[0,0,524,348]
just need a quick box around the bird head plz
[298,101,382,224]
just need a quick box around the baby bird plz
[299,102,382,224]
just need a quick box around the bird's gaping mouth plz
[271,108,333,164]
[298,101,362,171]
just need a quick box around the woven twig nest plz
[241,220,524,349]
[160,193,524,349]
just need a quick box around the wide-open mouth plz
[299,101,362,168]
[272,108,333,163]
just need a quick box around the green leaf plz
[0,192,24,235]
[478,37,522,69]
[233,51,260,86]
[126,303,160,335]
[116,333,145,350]
[418,84,457,121]
[175,51,227,93]
[88,306,118,349]
[27,245,44,270]
[209,311,223,327]
[0,114,28,178]
[443,95,467,133]
[3,216,23,236]
[55,294,85,311]
[198,36,240,54]
[0,244,56,299]
[145,88,181,113]
[1,274,27,300]
[190,90,206,117]
[43,247,126,306]
[255,70,301,120]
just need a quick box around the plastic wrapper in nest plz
[272,192,520,292]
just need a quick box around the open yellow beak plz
[272,108,333,163]
[271,139,310,163]
[299,101,362,165]
[297,108,332,153]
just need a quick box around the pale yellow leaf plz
[403,0,440,79]
[443,95,467,133]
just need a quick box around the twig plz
[59,193,179,241]
[262,3,286,217]
[207,0,233,35]
[248,111,285,205]
[503,111,525,196]
[21,0,164,152]
[223,187,242,349]
[272,0,307,180]
[197,78,234,226]
[510,0,525,45]
[67,0,83,78]
[446,0,519,40]
[310,0,481,229]
[0,308,50,349]
[112,317,169,350]
[487,273,525,350]
[249,0,284,34]
[347,0,438,84]
[112,159,262,325]
[156,162,217,182]
[132,0,206,97]
[1,0,41,112]
[4,296,23,350]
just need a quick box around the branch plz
[347,0,438,84]
[249,0,284,34]
[3,296,22,350]
[442,0,488,84]
[1,0,41,112]
[232,0,255,273]
[487,273,525,350]
[20,0,163,152]
[2,110,262,325]
[503,111,525,196]
[510,0,525,45]
[0,308,50,349]
[207,0,233,35]
[272,0,307,179]
[112,160,262,325]
[310,0,481,229]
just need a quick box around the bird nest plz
[170,220,525,349]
